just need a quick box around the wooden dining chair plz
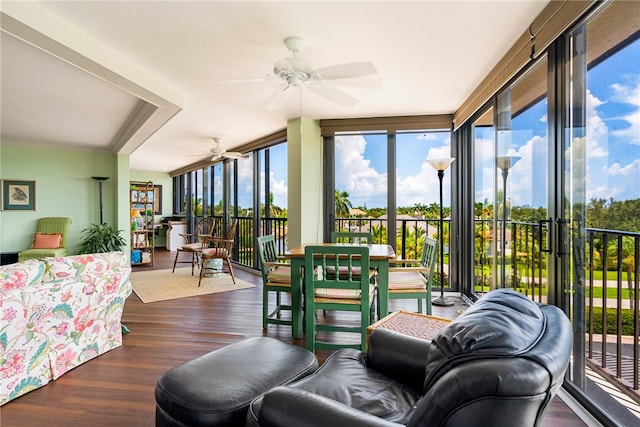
[330,231,373,244]
[387,237,438,315]
[257,234,292,330]
[172,217,216,275]
[304,245,376,352]
[198,219,238,286]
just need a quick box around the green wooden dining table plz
[284,243,397,339]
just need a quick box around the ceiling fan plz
[227,36,380,110]
[207,138,247,161]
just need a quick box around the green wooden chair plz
[330,231,373,244]
[387,237,438,315]
[331,230,377,308]
[304,245,376,352]
[19,217,72,261]
[257,234,292,330]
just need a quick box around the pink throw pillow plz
[32,233,62,249]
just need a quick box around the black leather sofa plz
[247,288,572,427]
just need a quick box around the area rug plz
[130,267,255,303]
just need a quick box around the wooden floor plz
[0,249,587,426]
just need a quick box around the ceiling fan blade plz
[311,61,378,80]
[306,83,359,107]
[266,86,292,111]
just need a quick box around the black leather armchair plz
[247,289,572,427]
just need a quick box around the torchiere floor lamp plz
[496,156,520,288]
[91,177,109,224]
[427,157,455,306]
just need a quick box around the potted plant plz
[79,223,126,254]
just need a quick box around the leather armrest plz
[366,329,430,390]
[259,387,403,427]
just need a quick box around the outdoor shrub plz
[586,307,636,336]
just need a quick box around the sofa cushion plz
[44,252,129,283]
[423,288,545,391]
[32,233,62,249]
[0,258,45,291]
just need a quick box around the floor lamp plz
[496,156,520,288]
[427,157,455,306]
[91,177,109,224]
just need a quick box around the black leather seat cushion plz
[249,345,423,425]
[155,337,318,427]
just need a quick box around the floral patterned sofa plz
[0,252,132,405]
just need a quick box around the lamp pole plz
[427,157,455,306]
[91,177,109,224]
[496,156,520,288]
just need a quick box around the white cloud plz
[585,90,610,158]
[396,136,454,207]
[608,158,640,177]
[610,77,640,145]
[335,135,387,207]
[269,171,288,208]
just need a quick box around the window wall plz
[459,1,639,423]
[328,126,453,287]
[562,2,640,424]
[172,141,287,269]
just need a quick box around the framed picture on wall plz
[2,180,36,211]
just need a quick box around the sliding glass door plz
[562,2,640,423]
[472,56,550,298]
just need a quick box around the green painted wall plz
[1,144,121,254]
[0,145,173,257]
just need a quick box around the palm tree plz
[335,189,353,218]
[371,224,387,244]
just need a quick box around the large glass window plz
[472,106,495,293]
[332,130,454,285]
[334,133,388,241]
[211,162,223,217]
[396,131,452,262]
[259,143,288,252]
[563,2,640,423]
[496,57,549,293]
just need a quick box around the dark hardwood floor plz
[0,249,586,426]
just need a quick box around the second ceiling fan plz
[208,138,247,161]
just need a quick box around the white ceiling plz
[1,1,550,173]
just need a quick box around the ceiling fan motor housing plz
[273,57,312,86]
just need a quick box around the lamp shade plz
[427,157,455,171]
[497,156,521,171]
[131,209,142,218]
